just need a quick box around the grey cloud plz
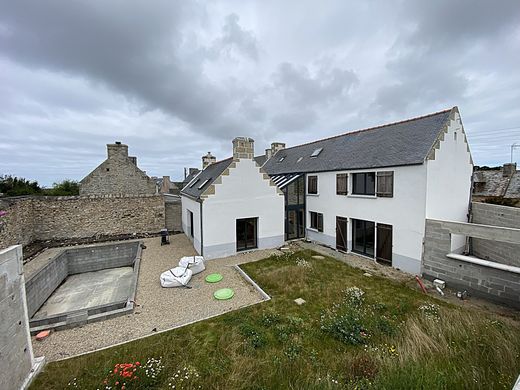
[210,13,259,61]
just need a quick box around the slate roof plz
[182,171,200,188]
[180,157,233,199]
[262,108,454,175]
[473,169,520,199]
[505,172,520,199]
[254,154,268,166]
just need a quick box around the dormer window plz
[310,147,323,157]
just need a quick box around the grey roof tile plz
[263,108,453,175]
[181,157,233,199]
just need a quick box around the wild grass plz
[30,250,520,389]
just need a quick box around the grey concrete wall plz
[67,242,138,274]
[471,202,520,266]
[25,251,68,318]
[0,245,41,390]
[422,219,520,308]
[165,196,182,232]
[0,195,165,251]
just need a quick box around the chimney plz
[189,168,200,176]
[232,137,254,160]
[202,152,216,169]
[129,156,137,165]
[107,141,129,160]
[271,142,285,156]
[503,163,517,177]
[265,148,272,159]
[161,176,171,193]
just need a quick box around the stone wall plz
[0,195,165,251]
[80,143,157,196]
[422,219,520,308]
[471,202,520,267]
[0,245,44,390]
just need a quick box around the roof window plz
[198,179,210,190]
[278,156,285,162]
[310,147,323,157]
[189,178,200,188]
[297,157,303,163]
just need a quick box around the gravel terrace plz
[31,235,278,362]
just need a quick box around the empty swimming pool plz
[26,241,142,334]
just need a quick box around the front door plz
[336,217,348,251]
[376,223,392,264]
[236,218,258,251]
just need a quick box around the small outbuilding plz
[180,137,285,259]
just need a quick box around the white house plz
[257,107,473,274]
[181,137,285,259]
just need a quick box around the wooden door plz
[376,224,392,264]
[336,217,348,252]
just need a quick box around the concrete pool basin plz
[26,241,142,334]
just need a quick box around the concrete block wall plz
[165,196,182,232]
[25,251,68,318]
[471,202,520,267]
[0,245,42,390]
[67,242,139,274]
[0,195,166,251]
[422,219,520,308]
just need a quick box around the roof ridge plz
[277,107,455,154]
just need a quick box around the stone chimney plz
[161,176,171,193]
[271,142,285,156]
[189,168,200,176]
[107,141,129,160]
[503,163,517,177]
[128,156,137,165]
[202,152,216,169]
[265,148,272,159]
[232,137,255,159]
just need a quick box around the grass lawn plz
[31,250,520,389]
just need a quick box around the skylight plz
[297,157,303,163]
[310,147,323,157]
[189,178,200,188]
[198,179,210,190]
[278,156,285,162]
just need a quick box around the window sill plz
[307,193,319,197]
[348,194,376,199]
[307,227,323,233]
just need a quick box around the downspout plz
[199,200,204,256]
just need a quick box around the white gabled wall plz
[202,159,285,259]
[425,110,473,252]
[305,164,428,274]
[181,195,202,254]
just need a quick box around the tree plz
[0,174,42,196]
[50,179,80,196]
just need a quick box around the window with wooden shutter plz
[308,175,318,194]
[336,173,348,195]
[376,171,394,197]
[309,211,323,232]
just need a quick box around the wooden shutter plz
[336,173,348,195]
[376,171,394,197]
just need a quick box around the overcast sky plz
[1,1,520,185]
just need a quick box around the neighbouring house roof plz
[262,108,454,175]
[180,157,234,199]
[473,169,520,199]
[254,154,268,167]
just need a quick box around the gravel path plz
[32,235,278,362]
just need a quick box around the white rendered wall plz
[425,111,473,253]
[305,164,427,274]
[202,159,285,259]
[181,195,202,254]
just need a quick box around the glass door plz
[236,218,258,251]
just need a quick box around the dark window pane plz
[365,221,375,255]
[287,180,298,205]
[366,173,375,195]
[353,174,365,194]
[308,175,318,194]
[353,219,365,252]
